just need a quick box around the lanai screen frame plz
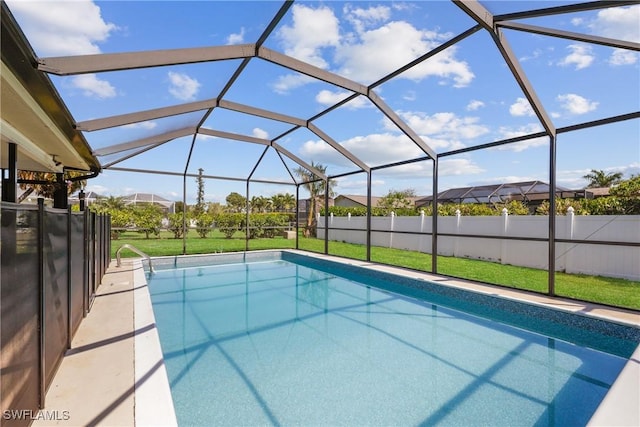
[31,0,640,296]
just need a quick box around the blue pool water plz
[148,254,636,426]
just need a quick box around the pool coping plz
[41,250,637,426]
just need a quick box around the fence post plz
[454,209,461,257]
[565,206,575,274]
[37,198,46,408]
[419,210,425,253]
[389,211,395,248]
[501,208,509,265]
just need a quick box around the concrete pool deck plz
[35,251,639,426]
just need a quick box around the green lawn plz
[112,230,640,310]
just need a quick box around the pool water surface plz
[148,257,632,426]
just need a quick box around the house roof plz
[335,195,382,207]
[121,193,174,208]
[416,181,576,205]
[1,3,100,173]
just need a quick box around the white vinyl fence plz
[317,210,640,281]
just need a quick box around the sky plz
[6,0,640,204]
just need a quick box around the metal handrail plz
[116,244,153,273]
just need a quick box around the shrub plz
[216,213,244,238]
[167,212,189,239]
[194,213,214,238]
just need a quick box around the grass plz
[112,230,640,310]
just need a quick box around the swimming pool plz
[147,251,639,426]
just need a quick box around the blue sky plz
[6,1,640,204]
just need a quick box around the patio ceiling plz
[1,0,638,186]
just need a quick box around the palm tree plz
[271,193,285,212]
[282,193,296,212]
[250,196,268,213]
[583,169,623,188]
[294,162,335,237]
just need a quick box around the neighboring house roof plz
[335,195,381,207]
[415,181,581,206]
[585,187,611,197]
[121,193,174,208]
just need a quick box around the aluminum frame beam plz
[219,99,306,127]
[258,46,368,94]
[93,127,195,156]
[198,128,270,146]
[454,0,556,136]
[497,21,640,51]
[493,1,639,22]
[368,91,437,159]
[76,99,218,131]
[38,44,256,75]
[271,142,327,181]
[307,123,370,172]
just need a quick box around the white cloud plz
[587,6,640,42]
[556,93,598,115]
[271,73,315,94]
[509,97,535,117]
[227,27,245,45]
[315,90,368,108]
[609,49,638,66]
[335,21,472,86]
[6,0,117,56]
[72,74,116,99]
[393,111,490,142]
[277,4,340,68]
[252,128,269,139]
[572,5,640,66]
[335,178,386,192]
[273,4,473,91]
[495,123,547,152]
[6,1,119,99]
[558,44,594,70]
[123,121,157,130]
[466,100,485,111]
[344,4,391,34]
[168,71,201,101]
[439,158,485,176]
[403,91,417,101]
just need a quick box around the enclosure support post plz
[366,170,372,261]
[182,173,187,255]
[67,206,72,350]
[1,142,17,202]
[324,179,329,255]
[548,134,557,296]
[83,208,89,317]
[431,157,438,273]
[295,185,300,250]
[37,198,46,408]
[245,180,250,252]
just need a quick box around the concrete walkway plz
[34,261,136,426]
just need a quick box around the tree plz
[294,162,335,237]
[271,192,296,212]
[167,212,189,239]
[17,170,87,203]
[251,195,271,213]
[377,189,417,213]
[132,204,163,239]
[225,192,247,212]
[193,168,205,217]
[583,169,623,188]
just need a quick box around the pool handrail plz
[116,244,154,273]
